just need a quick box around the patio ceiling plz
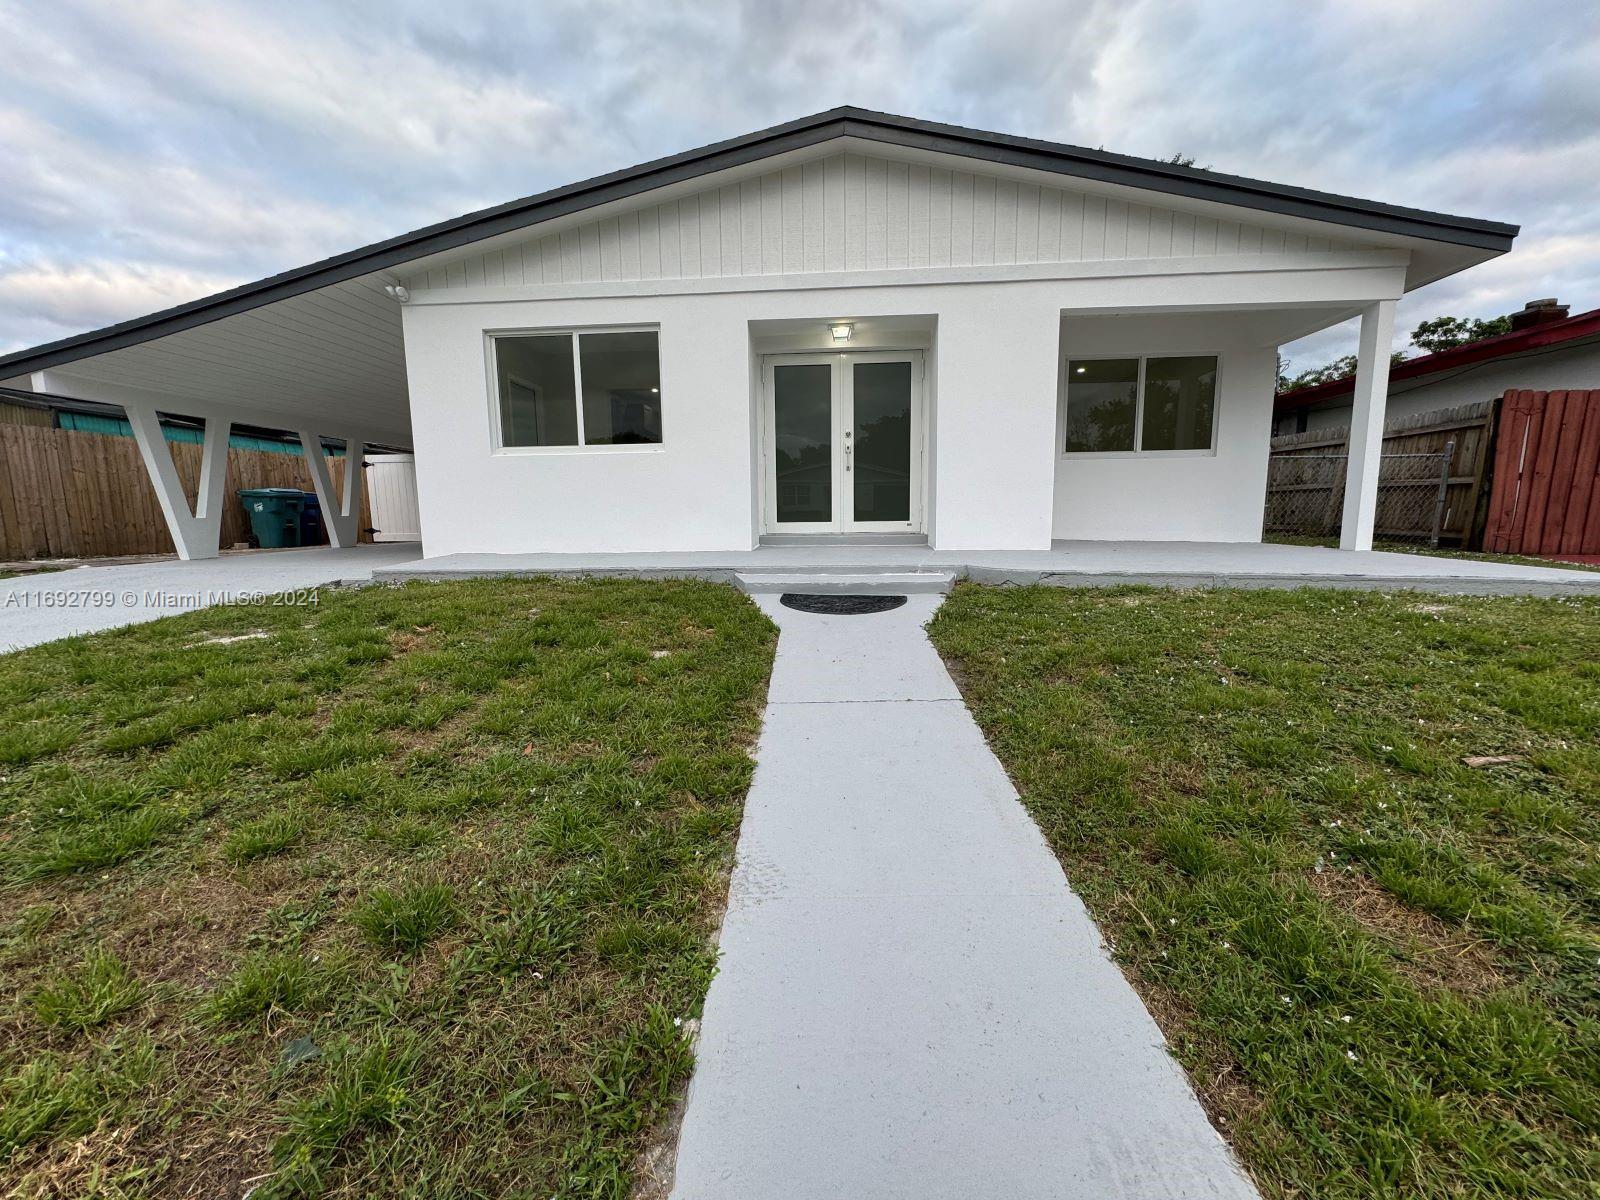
[4,272,412,448]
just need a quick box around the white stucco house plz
[0,109,1518,560]
[1275,298,1600,435]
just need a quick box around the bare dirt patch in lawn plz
[1308,866,1508,994]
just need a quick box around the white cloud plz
[0,260,236,325]
[0,260,240,353]
[0,0,1597,363]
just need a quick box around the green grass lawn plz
[0,578,774,1199]
[931,585,1600,1199]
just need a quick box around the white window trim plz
[485,324,665,455]
[1059,351,1223,458]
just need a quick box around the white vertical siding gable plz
[404,151,1374,291]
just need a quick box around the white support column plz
[300,433,365,548]
[1339,299,1397,552]
[125,403,231,560]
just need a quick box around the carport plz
[0,271,414,560]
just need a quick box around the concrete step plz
[735,571,955,595]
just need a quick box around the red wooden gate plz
[1482,389,1600,554]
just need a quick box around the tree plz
[1277,308,1515,393]
[1409,313,1512,354]
[1278,352,1406,393]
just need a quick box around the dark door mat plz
[779,593,908,614]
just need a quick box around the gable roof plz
[1275,305,1600,412]
[0,106,1519,383]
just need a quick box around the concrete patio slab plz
[375,539,1600,596]
[668,594,1258,1200]
[0,543,423,652]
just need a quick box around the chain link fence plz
[1264,442,1456,545]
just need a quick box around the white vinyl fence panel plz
[366,453,421,542]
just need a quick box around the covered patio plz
[376,538,1600,596]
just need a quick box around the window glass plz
[496,334,578,447]
[1142,356,1217,451]
[772,363,833,523]
[579,331,663,445]
[852,361,913,522]
[1063,359,1138,453]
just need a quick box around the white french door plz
[761,351,924,535]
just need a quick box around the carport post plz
[1339,299,1396,552]
[300,433,365,548]
[124,402,231,561]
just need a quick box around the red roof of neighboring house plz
[1275,305,1600,413]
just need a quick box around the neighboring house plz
[0,108,1517,558]
[1274,299,1600,434]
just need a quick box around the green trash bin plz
[239,488,306,549]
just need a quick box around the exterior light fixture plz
[1075,366,1087,374]
[830,322,854,343]
[384,284,411,303]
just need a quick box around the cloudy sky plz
[2,0,1597,370]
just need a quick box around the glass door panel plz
[772,363,834,525]
[849,360,913,525]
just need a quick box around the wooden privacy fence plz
[1483,390,1600,555]
[1265,400,1495,544]
[0,424,371,560]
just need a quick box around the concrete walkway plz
[0,543,422,652]
[669,595,1258,1200]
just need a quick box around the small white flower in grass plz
[1345,1049,1359,1062]
[1340,1014,1352,1023]
[673,1016,683,1027]
[1168,917,1178,926]
[1219,941,1231,950]
[532,971,543,980]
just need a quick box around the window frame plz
[485,324,664,455]
[1059,351,1222,459]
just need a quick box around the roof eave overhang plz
[0,106,1519,382]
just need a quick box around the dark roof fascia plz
[835,112,1517,250]
[0,107,1519,381]
[1274,307,1600,412]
